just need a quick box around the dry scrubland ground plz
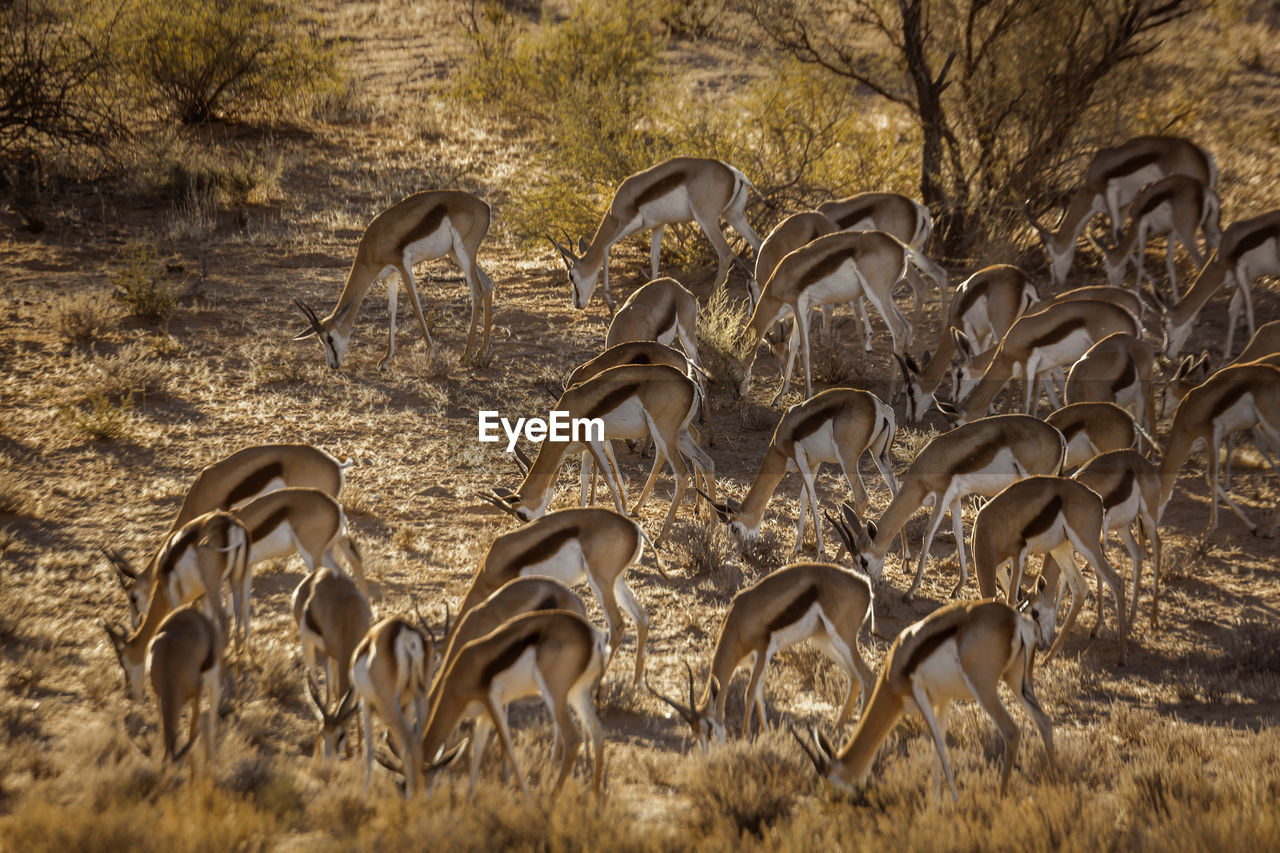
[2,1,1280,850]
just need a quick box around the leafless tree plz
[0,0,125,156]
[737,0,1195,257]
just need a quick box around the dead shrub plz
[679,738,801,839]
[52,292,112,346]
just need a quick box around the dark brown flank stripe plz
[534,595,559,612]
[250,507,291,543]
[1208,382,1251,421]
[1102,468,1136,509]
[157,527,199,580]
[833,205,875,230]
[954,276,992,321]
[1110,357,1137,396]
[953,434,1007,475]
[1231,224,1279,259]
[225,461,284,508]
[634,170,687,206]
[1022,495,1064,539]
[395,204,447,254]
[1100,151,1162,183]
[790,399,842,442]
[650,298,676,337]
[799,245,862,290]
[304,604,323,639]
[481,631,541,683]
[902,624,959,675]
[1052,415,1086,440]
[1137,187,1176,218]
[585,383,643,419]
[1028,317,1088,350]
[766,585,820,634]
[512,527,579,572]
[200,618,216,672]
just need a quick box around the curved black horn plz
[101,547,138,583]
[790,724,826,773]
[293,298,325,339]
[644,675,697,724]
[1021,200,1052,239]
[513,446,533,476]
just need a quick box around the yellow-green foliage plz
[110,241,178,325]
[459,4,913,248]
[122,0,342,124]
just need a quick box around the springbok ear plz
[907,353,922,372]
[577,236,589,255]
[865,520,877,541]
[951,328,972,358]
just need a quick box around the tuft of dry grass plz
[678,736,803,839]
[697,286,752,398]
[60,392,133,441]
[51,292,113,347]
[110,242,179,325]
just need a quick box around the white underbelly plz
[907,639,973,706]
[600,398,651,440]
[806,263,863,306]
[518,540,587,586]
[801,422,840,465]
[251,523,299,564]
[1113,167,1167,204]
[638,192,695,226]
[229,477,287,511]
[1034,329,1098,373]
[489,647,545,706]
[766,604,824,658]
[1106,489,1141,530]
[1063,431,1098,467]
[1216,393,1262,433]
[1024,516,1068,552]
[949,448,1023,498]
[402,229,454,266]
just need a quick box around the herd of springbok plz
[108,135,1280,803]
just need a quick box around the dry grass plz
[51,292,113,347]
[0,0,1279,849]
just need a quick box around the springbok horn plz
[293,298,325,339]
[513,446,533,476]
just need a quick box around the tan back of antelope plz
[648,562,874,744]
[705,387,897,556]
[899,264,1039,422]
[293,566,372,758]
[834,414,1066,600]
[549,157,761,310]
[104,511,248,701]
[416,610,607,801]
[146,604,227,769]
[1023,135,1216,285]
[1045,401,1140,469]
[1073,450,1163,629]
[795,600,1057,801]
[294,189,495,367]
[972,475,1128,664]
[461,508,664,686]
[350,615,437,796]
[1064,332,1157,442]
[484,363,714,542]
[168,443,348,534]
